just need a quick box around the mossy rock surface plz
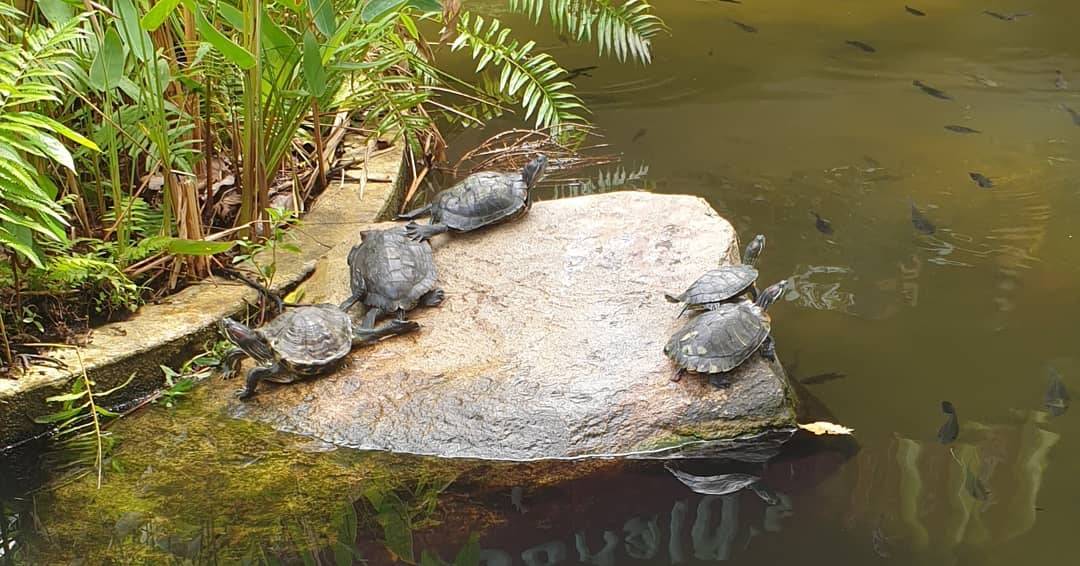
[228,192,798,460]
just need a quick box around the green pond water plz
[4,0,1080,563]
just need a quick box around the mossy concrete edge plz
[0,135,406,450]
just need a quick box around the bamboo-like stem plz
[311,100,327,193]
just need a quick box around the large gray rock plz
[228,192,797,460]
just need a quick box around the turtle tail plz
[664,293,682,304]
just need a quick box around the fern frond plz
[507,0,666,64]
[0,16,86,112]
[451,13,586,131]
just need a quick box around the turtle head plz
[218,317,275,364]
[521,154,549,189]
[743,234,766,266]
[755,280,789,310]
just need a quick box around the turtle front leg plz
[761,336,777,362]
[219,347,248,379]
[405,221,450,242]
[670,368,686,382]
[353,319,420,346]
[237,361,283,400]
[362,307,385,330]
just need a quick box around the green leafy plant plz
[0,12,99,267]
[507,0,666,63]
[33,347,135,488]
[232,206,301,291]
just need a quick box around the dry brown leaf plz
[798,421,855,436]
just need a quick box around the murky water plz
[5,1,1080,564]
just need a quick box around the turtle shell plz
[348,228,438,314]
[430,171,529,232]
[672,265,758,307]
[664,301,770,374]
[259,304,352,379]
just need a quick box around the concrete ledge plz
[0,135,406,449]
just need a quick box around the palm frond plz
[507,0,666,63]
[451,13,586,131]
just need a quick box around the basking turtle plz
[219,305,418,400]
[664,280,789,381]
[401,155,549,241]
[340,227,443,328]
[665,234,766,315]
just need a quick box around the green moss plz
[17,385,460,564]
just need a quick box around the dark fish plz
[937,401,958,444]
[964,467,991,502]
[1055,70,1068,90]
[944,125,980,134]
[631,128,647,142]
[728,19,758,33]
[1061,104,1080,126]
[812,211,834,235]
[715,0,742,3]
[910,201,936,235]
[983,10,1031,21]
[1044,366,1069,416]
[913,80,953,100]
[799,371,847,385]
[563,65,598,81]
[905,5,926,16]
[969,172,993,188]
[845,40,876,53]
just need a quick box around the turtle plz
[665,234,766,315]
[664,279,789,381]
[400,154,549,241]
[339,227,443,328]
[219,304,418,400]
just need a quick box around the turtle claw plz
[235,387,255,400]
[421,288,445,307]
[389,319,420,334]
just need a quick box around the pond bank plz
[0,135,406,450]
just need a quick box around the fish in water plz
[800,371,847,385]
[563,65,598,81]
[728,19,757,33]
[1056,70,1069,90]
[910,201,936,235]
[1045,366,1069,416]
[983,10,1031,21]
[913,80,953,100]
[966,73,999,88]
[969,172,993,188]
[632,128,647,142]
[937,401,959,444]
[812,212,834,235]
[905,5,926,16]
[1062,104,1080,126]
[964,466,992,503]
[845,40,876,53]
[945,125,980,134]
